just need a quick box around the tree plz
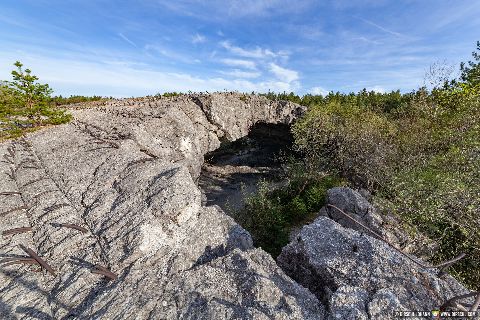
[1,61,71,139]
[460,41,480,87]
[6,61,53,121]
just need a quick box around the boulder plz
[277,216,472,319]
[319,187,407,248]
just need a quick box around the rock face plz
[0,93,324,319]
[278,188,472,320]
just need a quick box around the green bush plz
[292,101,397,189]
[236,170,344,257]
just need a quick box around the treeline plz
[49,95,104,106]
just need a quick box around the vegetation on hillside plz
[240,41,480,290]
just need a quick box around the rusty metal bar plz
[1,258,39,267]
[58,223,88,233]
[19,245,56,276]
[0,191,21,196]
[0,206,28,217]
[91,264,117,280]
[2,227,33,236]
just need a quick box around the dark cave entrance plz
[199,122,295,214]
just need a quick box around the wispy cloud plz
[220,41,276,59]
[118,33,138,48]
[358,17,405,38]
[1,0,476,96]
[192,33,206,44]
[353,36,381,45]
[145,44,200,64]
[219,69,261,79]
[366,85,386,93]
[154,0,314,19]
[0,52,298,96]
[220,58,257,70]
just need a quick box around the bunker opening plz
[199,122,295,214]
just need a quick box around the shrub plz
[236,169,344,257]
[292,101,397,189]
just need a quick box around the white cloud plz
[310,86,329,96]
[269,63,299,82]
[366,85,386,93]
[221,41,276,59]
[192,33,206,44]
[220,58,257,70]
[219,69,261,79]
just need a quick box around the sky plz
[0,0,479,97]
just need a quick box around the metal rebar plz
[2,227,33,236]
[91,264,117,280]
[1,258,39,268]
[0,191,21,196]
[58,223,88,233]
[441,291,480,310]
[0,206,28,217]
[0,257,36,264]
[435,253,467,274]
[327,204,432,269]
[19,245,56,276]
[3,154,13,164]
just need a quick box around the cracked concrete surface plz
[0,93,323,319]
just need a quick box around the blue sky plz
[0,0,479,97]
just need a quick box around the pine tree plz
[6,61,53,121]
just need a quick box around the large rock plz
[318,187,407,247]
[277,215,472,319]
[0,93,321,319]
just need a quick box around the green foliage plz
[6,61,53,120]
[239,94,249,102]
[49,95,104,106]
[261,89,410,112]
[292,101,397,189]
[0,61,72,140]
[290,42,480,289]
[236,167,344,257]
[460,40,480,87]
[161,92,181,98]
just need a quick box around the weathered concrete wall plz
[0,93,322,319]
